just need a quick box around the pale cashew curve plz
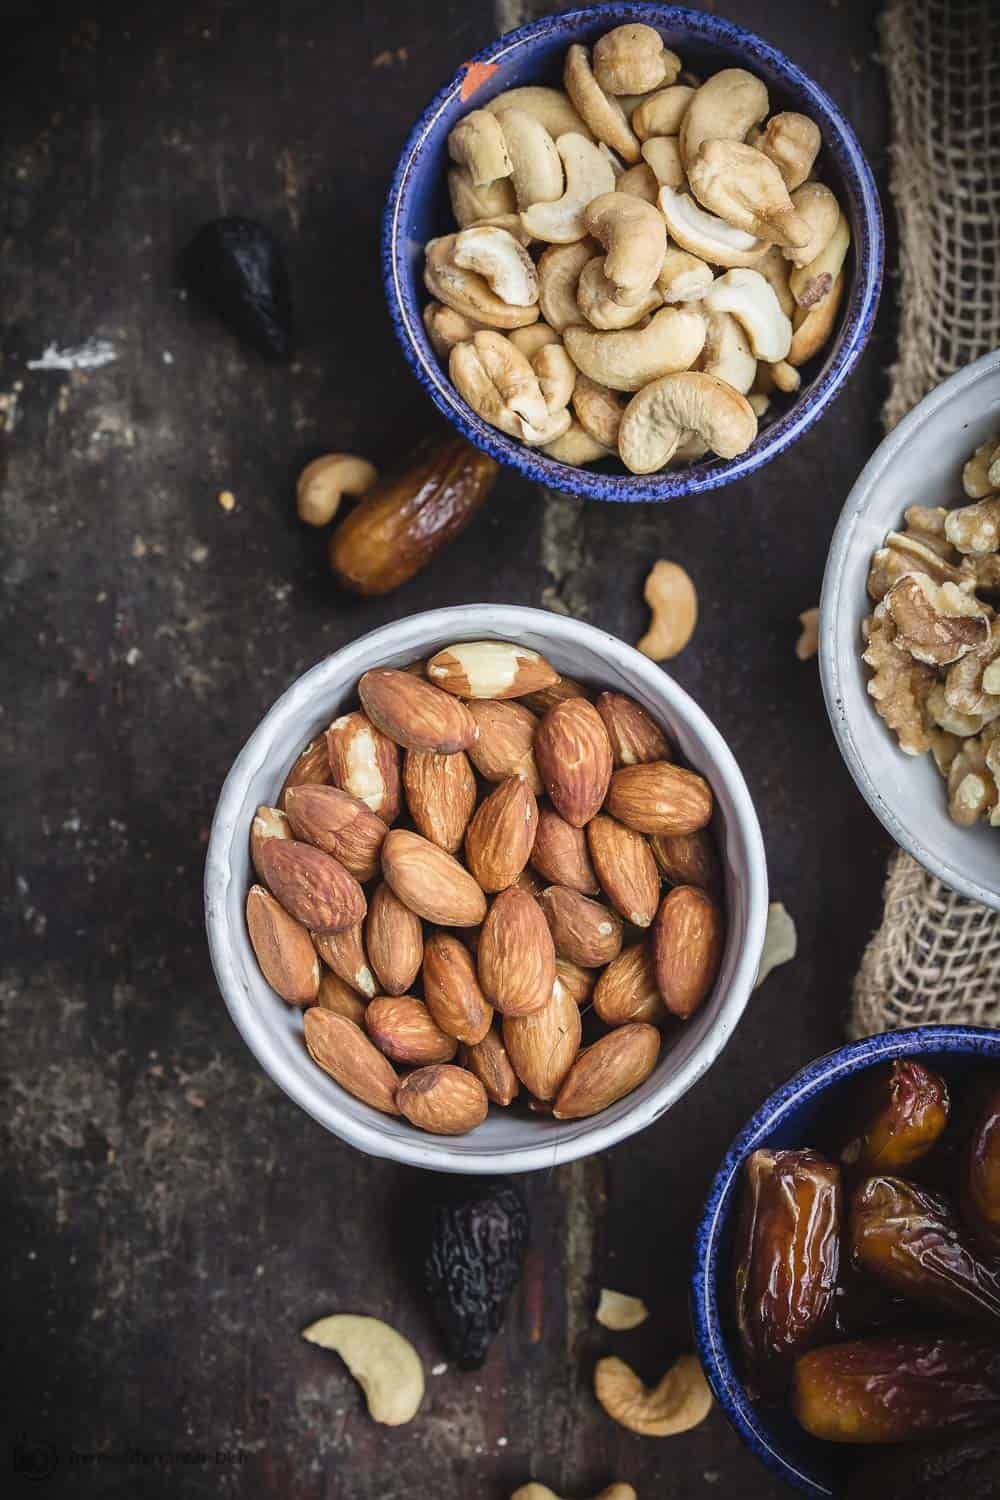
[564,43,641,164]
[784,181,840,268]
[448,109,513,187]
[584,190,667,303]
[453,225,540,307]
[680,67,769,168]
[759,111,821,191]
[698,310,758,394]
[618,370,757,473]
[496,107,564,208]
[617,163,659,203]
[425,235,540,329]
[632,84,695,141]
[572,373,626,449]
[542,419,613,464]
[640,135,685,189]
[448,166,516,228]
[538,238,599,330]
[657,246,714,303]
[423,302,487,359]
[659,186,770,268]
[484,86,592,142]
[564,306,707,392]
[789,209,850,309]
[787,270,844,365]
[577,256,662,329]
[521,134,617,244]
[296,454,378,527]
[301,1314,424,1426]
[687,140,811,248]
[704,267,793,362]
[594,1353,713,1437]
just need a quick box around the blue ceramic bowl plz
[383,3,884,502]
[691,1025,1000,1496]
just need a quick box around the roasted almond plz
[513,866,545,899]
[465,776,539,892]
[326,710,401,824]
[531,804,599,894]
[365,996,457,1065]
[396,1063,489,1135]
[586,813,660,928]
[520,674,590,716]
[315,971,367,1025]
[538,885,623,967]
[365,881,423,996]
[246,885,320,1004]
[652,885,724,1019]
[477,887,556,1017]
[468,699,543,793]
[534,698,613,828]
[257,838,366,935]
[359,668,477,753]
[303,1008,400,1115]
[250,804,292,880]
[402,748,477,852]
[279,736,332,808]
[459,1023,520,1106]
[422,931,493,1044]
[556,956,597,1007]
[595,691,673,767]
[606,761,713,836]
[502,977,582,1100]
[381,829,487,927]
[285,784,388,882]
[552,1022,661,1120]
[313,923,376,997]
[426,640,559,700]
[649,828,722,896]
[593,943,667,1026]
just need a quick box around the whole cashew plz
[565,306,707,392]
[698,310,757,394]
[523,407,573,448]
[450,330,550,439]
[423,301,487,358]
[532,341,577,413]
[704,268,792,362]
[789,209,850,309]
[787,270,844,365]
[632,85,695,141]
[484,86,592,142]
[564,44,641,164]
[453,225,539,307]
[448,110,513,187]
[618,370,757,473]
[784,181,840,268]
[593,24,680,96]
[425,235,540,329]
[640,135,685,189]
[296,453,378,527]
[521,134,617,243]
[680,67,769,168]
[577,256,662,329]
[638,559,698,660]
[594,1353,713,1436]
[755,245,796,317]
[617,163,659,203]
[496,108,564,208]
[302,1314,424,1426]
[572,373,626,449]
[758,111,821,191]
[687,140,811,248]
[584,190,667,303]
[542,419,614,465]
[448,167,517,228]
[509,323,562,359]
[748,390,771,418]
[657,247,714,303]
[512,1486,636,1500]
[465,212,535,246]
[659,186,770,268]
[538,238,600,330]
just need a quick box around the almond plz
[502,977,582,1100]
[396,1064,489,1135]
[426,640,559,700]
[402,748,477,852]
[468,700,543,793]
[537,885,623,967]
[381,829,487,927]
[477,887,556,1017]
[359,668,477,753]
[593,943,667,1026]
[606,761,713,836]
[520,674,590,715]
[531,804,599,894]
[315,971,367,1025]
[257,838,366,935]
[313,923,376,997]
[649,829,722,896]
[552,1022,661,1120]
[365,996,457,1065]
[534,698,613,828]
[586,814,660,928]
[652,886,723,1019]
[279,735,332,808]
[250,804,292,880]
[513,867,545,899]
[422,931,493,1044]
[365,881,423,996]
[595,691,673,767]
[465,776,539,892]
[459,1024,520,1106]
[556,957,597,1007]
[303,1008,400,1115]
[326,710,401,823]
[285,784,388,882]
[246,885,320,1004]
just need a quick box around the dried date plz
[840,1060,949,1175]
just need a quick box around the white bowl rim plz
[819,348,1000,911]
[204,605,769,1172]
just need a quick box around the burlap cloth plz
[848,0,1000,1037]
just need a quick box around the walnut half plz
[861,605,935,756]
[882,573,991,667]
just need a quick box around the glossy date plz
[840,1060,949,1175]
[962,1083,1000,1258]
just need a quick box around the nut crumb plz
[795,607,819,661]
[218,490,236,512]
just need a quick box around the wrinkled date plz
[962,1084,1000,1258]
[840,1060,950,1175]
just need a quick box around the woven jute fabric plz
[848,0,1000,1038]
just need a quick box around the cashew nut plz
[688,140,810,248]
[584,191,667,303]
[659,186,769,268]
[755,244,796,317]
[698,310,757,394]
[617,163,659,203]
[448,166,517,228]
[577,257,662,329]
[679,67,769,168]
[593,24,680,96]
[657,247,714,303]
[453,225,539,307]
[448,109,513,187]
[496,107,564,208]
[572,373,626,449]
[632,85,695,141]
[543,419,613,465]
[769,358,801,393]
[564,44,641,164]
[704,268,792,362]
[466,212,535,246]
[521,134,617,243]
[637,559,698,659]
[594,1353,713,1436]
[640,135,685,189]
[450,330,550,440]
[425,235,540,329]
[596,1288,650,1331]
[784,181,840,268]
[297,454,377,527]
[789,209,850,308]
[755,900,798,986]
[618,370,757,473]
[513,1486,636,1500]
[672,430,710,464]
[423,302,488,359]
[758,111,821,191]
[532,341,577,412]
[564,306,706,392]
[523,407,573,448]
[538,238,599,330]
[301,1314,424,1426]
[484,86,592,143]
[787,270,844,365]
[748,390,771,418]
[509,323,562,359]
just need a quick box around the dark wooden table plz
[1,1,893,1494]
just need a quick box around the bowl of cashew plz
[383,4,883,501]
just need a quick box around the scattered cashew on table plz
[423,23,848,473]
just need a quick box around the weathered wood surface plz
[1,0,891,1494]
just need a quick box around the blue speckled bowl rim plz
[382,2,884,503]
[691,1024,1000,1497]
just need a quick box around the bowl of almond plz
[205,605,767,1170]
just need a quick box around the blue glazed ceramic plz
[692,1025,1000,1496]
[383,3,884,503]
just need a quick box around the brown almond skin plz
[595,691,673,767]
[365,881,423,996]
[503,977,582,1100]
[531,804,599,895]
[359,668,478,753]
[513,867,545,899]
[465,776,539,892]
[478,887,557,1016]
[593,943,667,1025]
[396,1064,489,1135]
[649,828,722,896]
[250,805,292,881]
[315,971,367,1025]
[468,700,543,793]
[381,829,487,927]
[520,675,590,715]
[326,710,402,824]
[606,760,713,836]
[279,736,332,809]
[403,749,477,852]
[553,1023,661,1119]
[257,838,366,935]
[652,885,724,1018]
[556,957,597,1007]
[538,885,623,967]
[586,813,660,928]
[460,1024,520,1106]
[364,996,457,1065]
[422,931,493,1044]
[303,1009,400,1115]
[534,698,613,828]
[246,885,320,1004]
[312,924,376,998]
[284,784,388,882]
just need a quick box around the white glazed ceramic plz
[205,606,768,1172]
[820,350,1000,910]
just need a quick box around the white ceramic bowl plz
[820,350,1000,910]
[205,605,768,1172]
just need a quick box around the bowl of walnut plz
[820,350,1000,910]
[204,605,767,1173]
